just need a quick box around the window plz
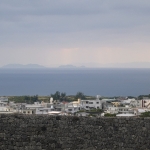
[86,101,89,104]
[97,102,99,104]
[86,106,89,108]
[68,109,72,111]
[89,102,93,104]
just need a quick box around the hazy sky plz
[1,0,150,67]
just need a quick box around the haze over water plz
[0,68,150,97]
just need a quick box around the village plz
[0,95,150,117]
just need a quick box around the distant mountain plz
[79,65,86,68]
[104,62,150,68]
[58,65,77,68]
[2,64,45,68]
[58,65,86,68]
[74,62,150,68]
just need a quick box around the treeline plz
[9,95,38,104]
[138,94,150,100]
[8,92,150,104]
[8,91,95,104]
[50,91,87,102]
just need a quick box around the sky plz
[1,0,150,68]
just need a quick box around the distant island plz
[2,64,45,69]
[58,65,86,68]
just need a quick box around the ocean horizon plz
[0,68,150,97]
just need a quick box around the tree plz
[51,91,67,101]
[31,95,38,103]
[75,92,86,100]
[60,92,66,101]
[51,91,60,100]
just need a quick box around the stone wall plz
[0,114,150,150]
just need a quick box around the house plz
[133,108,148,116]
[106,106,118,114]
[0,101,14,114]
[0,97,8,102]
[65,102,81,114]
[101,98,116,110]
[21,102,52,114]
[106,106,134,114]
[141,99,150,108]
[81,98,102,110]
[129,99,142,108]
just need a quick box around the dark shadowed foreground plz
[0,114,150,150]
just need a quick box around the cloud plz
[0,0,150,67]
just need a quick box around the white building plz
[106,106,118,114]
[0,101,14,114]
[0,97,8,102]
[129,99,142,108]
[133,108,148,116]
[141,99,150,108]
[106,106,134,114]
[81,99,102,110]
[65,100,81,114]
[22,102,52,114]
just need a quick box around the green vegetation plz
[138,94,150,100]
[8,95,38,104]
[50,91,94,102]
[8,91,92,104]
[9,91,148,104]
[140,111,150,117]
[104,113,116,117]
[75,92,86,100]
[88,108,103,113]
[51,91,67,102]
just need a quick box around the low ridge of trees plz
[8,95,38,104]
[138,94,150,100]
[75,92,86,100]
[50,91,86,101]
[51,91,67,101]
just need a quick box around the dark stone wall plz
[0,114,150,150]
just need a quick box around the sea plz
[0,68,150,97]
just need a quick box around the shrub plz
[140,111,150,117]
[104,113,116,117]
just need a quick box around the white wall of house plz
[36,108,52,114]
[106,107,119,114]
[0,107,9,112]
[134,109,148,116]
[106,106,134,114]
[0,97,8,102]
[141,99,150,108]
[65,102,81,114]
[65,106,81,114]
[129,99,142,108]
[81,99,102,110]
